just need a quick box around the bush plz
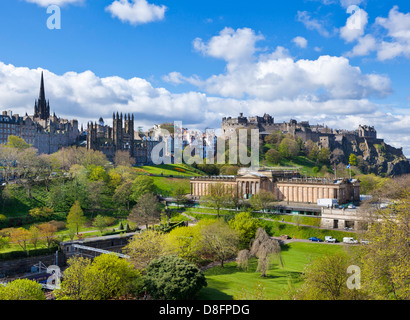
[103,216,116,226]
[144,255,207,300]
[49,220,67,231]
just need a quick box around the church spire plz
[39,71,45,102]
[34,71,50,120]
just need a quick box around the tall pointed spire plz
[39,71,45,102]
[34,71,50,120]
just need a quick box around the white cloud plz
[182,28,392,101]
[339,0,365,9]
[106,0,167,25]
[24,0,84,7]
[346,6,410,61]
[292,36,308,48]
[297,11,336,37]
[340,8,368,42]
[193,27,264,65]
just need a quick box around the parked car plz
[343,237,358,244]
[360,239,369,245]
[309,237,323,242]
[325,236,337,243]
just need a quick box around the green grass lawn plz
[138,164,204,177]
[197,242,346,300]
[152,176,191,195]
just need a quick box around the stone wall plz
[0,251,64,277]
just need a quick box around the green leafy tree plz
[199,183,231,218]
[229,212,261,248]
[0,279,45,300]
[93,215,108,235]
[67,200,86,235]
[265,149,282,165]
[144,255,207,300]
[317,148,331,164]
[166,226,203,263]
[292,253,364,300]
[123,229,171,270]
[249,190,276,212]
[29,207,54,220]
[173,186,187,208]
[6,135,31,150]
[349,153,358,166]
[55,254,141,300]
[278,138,300,159]
[130,175,156,202]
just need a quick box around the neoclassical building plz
[190,169,360,205]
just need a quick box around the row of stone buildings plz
[0,73,79,155]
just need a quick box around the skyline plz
[0,1,409,156]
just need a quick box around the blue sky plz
[0,0,409,155]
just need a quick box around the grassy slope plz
[198,242,346,300]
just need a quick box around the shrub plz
[144,255,207,300]
[103,216,116,226]
[49,220,67,231]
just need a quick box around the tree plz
[114,150,134,167]
[123,229,170,270]
[265,149,282,165]
[264,131,283,146]
[29,207,54,220]
[6,135,31,150]
[37,223,58,248]
[200,183,230,218]
[292,253,364,300]
[28,226,41,249]
[67,200,86,235]
[10,228,31,253]
[349,153,358,166]
[54,256,92,300]
[55,254,141,300]
[0,279,45,300]
[278,138,300,159]
[129,192,160,230]
[166,226,203,263]
[249,190,276,212]
[88,165,109,182]
[199,219,240,267]
[93,215,108,235]
[130,175,156,202]
[248,228,282,277]
[317,148,331,164]
[173,186,187,208]
[113,180,133,211]
[359,192,410,300]
[229,212,261,248]
[85,254,141,300]
[144,255,207,300]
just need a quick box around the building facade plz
[190,169,360,205]
[0,72,79,154]
[87,113,160,166]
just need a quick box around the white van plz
[343,237,358,244]
[325,236,336,243]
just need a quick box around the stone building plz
[190,169,360,205]
[87,113,160,165]
[0,72,79,154]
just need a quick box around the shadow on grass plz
[197,286,234,300]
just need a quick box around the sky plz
[0,0,409,156]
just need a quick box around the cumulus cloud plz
[292,36,308,48]
[346,6,410,60]
[193,27,264,65]
[24,0,84,6]
[340,7,368,42]
[106,0,167,25]
[178,28,392,101]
